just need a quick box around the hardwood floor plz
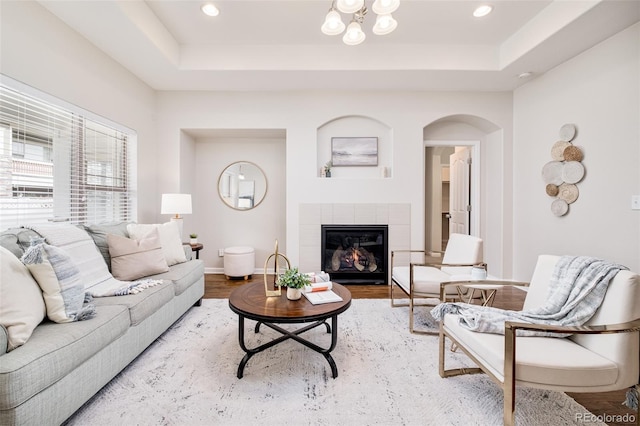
[205,274,635,425]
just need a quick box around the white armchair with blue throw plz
[432,255,640,426]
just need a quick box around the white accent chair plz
[438,255,640,426]
[390,233,484,334]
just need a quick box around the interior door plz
[449,148,471,234]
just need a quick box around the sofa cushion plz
[0,228,42,258]
[92,282,175,326]
[127,222,187,266]
[0,304,130,411]
[82,222,130,271]
[148,259,204,296]
[0,247,46,351]
[107,229,169,281]
[443,313,619,389]
[21,241,95,323]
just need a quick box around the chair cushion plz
[441,233,483,265]
[443,313,619,389]
[392,266,461,296]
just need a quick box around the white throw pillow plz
[127,222,187,266]
[108,229,169,281]
[0,247,46,351]
[21,240,95,324]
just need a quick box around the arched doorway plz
[423,115,506,275]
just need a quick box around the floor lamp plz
[161,193,192,240]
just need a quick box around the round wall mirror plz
[217,161,267,210]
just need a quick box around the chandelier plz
[321,0,399,46]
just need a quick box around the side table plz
[189,243,203,259]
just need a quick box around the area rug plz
[64,299,603,426]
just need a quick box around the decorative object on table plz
[189,233,198,244]
[263,240,289,297]
[324,160,332,177]
[471,265,487,280]
[542,124,585,216]
[331,137,378,166]
[161,193,192,238]
[277,266,311,300]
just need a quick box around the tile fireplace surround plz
[298,203,411,282]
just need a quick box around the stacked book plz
[302,281,343,305]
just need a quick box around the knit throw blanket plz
[430,256,626,337]
[27,224,162,297]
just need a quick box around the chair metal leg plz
[504,325,517,426]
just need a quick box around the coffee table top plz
[229,282,352,323]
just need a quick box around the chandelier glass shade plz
[336,0,365,14]
[372,13,397,35]
[372,0,399,15]
[343,21,366,45]
[321,9,346,35]
[322,0,399,45]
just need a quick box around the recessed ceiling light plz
[473,5,493,18]
[518,71,534,79]
[201,3,219,17]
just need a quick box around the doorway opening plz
[424,142,480,253]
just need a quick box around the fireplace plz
[321,224,388,284]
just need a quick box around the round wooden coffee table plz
[228,281,352,379]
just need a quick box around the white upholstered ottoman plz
[224,246,255,280]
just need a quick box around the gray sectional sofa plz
[0,223,205,425]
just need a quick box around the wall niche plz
[317,115,393,179]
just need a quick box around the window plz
[0,77,137,228]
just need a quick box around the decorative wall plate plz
[559,123,576,142]
[557,183,579,204]
[551,141,571,161]
[563,145,583,162]
[542,161,564,185]
[551,199,569,216]
[562,161,585,184]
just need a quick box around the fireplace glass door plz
[321,225,388,284]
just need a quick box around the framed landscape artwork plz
[331,137,378,166]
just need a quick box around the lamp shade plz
[161,193,192,217]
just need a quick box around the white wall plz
[0,1,158,222]
[513,23,640,278]
[156,91,513,271]
[192,136,286,272]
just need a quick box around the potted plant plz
[324,161,332,178]
[189,233,198,244]
[277,267,311,300]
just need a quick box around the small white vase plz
[190,238,198,244]
[286,287,302,300]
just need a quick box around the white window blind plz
[0,78,137,229]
